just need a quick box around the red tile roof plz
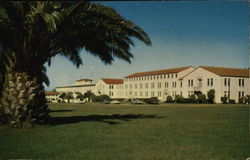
[124,66,193,78]
[45,91,60,95]
[76,78,93,82]
[101,78,124,84]
[200,66,249,77]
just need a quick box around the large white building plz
[48,66,249,103]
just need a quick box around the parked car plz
[103,99,110,104]
[110,100,120,104]
[131,99,144,104]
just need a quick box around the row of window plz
[125,82,179,89]
[125,73,178,82]
[224,78,245,87]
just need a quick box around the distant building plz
[123,66,195,101]
[56,79,95,94]
[53,66,249,103]
[96,78,124,98]
[45,91,60,103]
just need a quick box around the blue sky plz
[45,1,249,91]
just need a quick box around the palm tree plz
[76,93,84,102]
[83,91,95,102]
[0,2,151,127]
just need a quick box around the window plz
[151,83,155,88]
[239,79,245,87]
[140,91,143,96]
[211,78,213,86]
[188,80,193,87]
[134,84,137,89]
[130,84,132,89]
[168,74,170,78]
[158,91,161,97]
[180,81,182,88]
[158,82,161,88]
[207,79,210,86]
[151,91,155,97]
[180,91,182,96]
[224,91,227,97]
[171,74,173,78]
[175,74,177,78]
[145,91,148,97]
[224,78,227,86]
[165,82,168,88]
[238,91,241,98]
[140,83,143,89]
[145,83,148,89]
[125,84,128,89]
[134,92,137,96]
[228,79,230,86]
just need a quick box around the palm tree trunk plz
[0,70,50,128]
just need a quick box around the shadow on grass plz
[45,114,163,125]
[50,109,74,113]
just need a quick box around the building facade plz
[49,66,249,103]
[95,78,124,98]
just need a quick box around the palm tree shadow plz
[45,114,163,125]
[50,109,74,113]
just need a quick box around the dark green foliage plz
[83,91,94,102]
[221,96,228,104]
[197,94,207,104]
[146,97,159,104]
[166,95,174,103]
[229,99,235,104]
[238,97,244,104]
[91,94,110,102]
[174,95,184,103]
[76,93,84,101]
[207,89,215,104]
[190,94,198,103]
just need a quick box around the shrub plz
[166,95,174,103]
[174,95,185,103]
[238,97,244,104]
[207,89,215,104]
[146,97,159,104]
[229,99,235,104]
[91,94,110,102]
[221,96,227,104]
[197,94,207,104]
[190,94,198,103]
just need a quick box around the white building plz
[180,66,249,103]
[95,78,124,99]
[56,79,95,94]
[52,66,249,103]
[123,66,195,101]
[45,91,60,103]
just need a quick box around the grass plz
[0,103,249,160]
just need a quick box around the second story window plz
[151,83,155,89]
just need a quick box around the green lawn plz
[0,103,249,160]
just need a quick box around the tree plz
[59,92,66,103]
[0,2,151,127]
[76,93,84,101]
[207,89,215,104]
[83,91,95,102]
